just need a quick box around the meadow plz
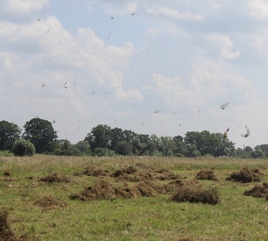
[1,155,268,241]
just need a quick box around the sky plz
[1,0,268,148]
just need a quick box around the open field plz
[1,155,268,240]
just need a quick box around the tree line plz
[0,118,267,158]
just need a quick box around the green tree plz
[0,120,21,151]
[110,127,123,153]
[75,141,90,154]
[23,118,57,153]
[13,139,35,156]
[117,141,133,156]
[85,125,112,152]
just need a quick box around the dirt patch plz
[33,196,66,211]
[39,173,70,183]
[244,183,268,198]
[195,170,218,181]
[171,186,220,205]
[226,168,262,183]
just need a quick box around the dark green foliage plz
[117,141,133,156]
[0,120,21,151]
[23,118,57,153]
[13,139,35,156]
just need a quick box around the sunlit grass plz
[1,155,268,240]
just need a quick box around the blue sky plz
[1,0,268,148]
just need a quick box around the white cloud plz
[207,34,240,59]
[146,5,204,21]
[248,0,268,19]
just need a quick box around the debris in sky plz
[223,127,230,139]
[241,126,250,138]
[220,102,229,110]
[154,110,161,114]
[53,119,56,124]
[110,16,113,20]
[132,13,135,15]
[37,18,41,21]
[63,82,68,88]
[41,84,45,87]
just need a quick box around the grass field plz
[1,155,268,241]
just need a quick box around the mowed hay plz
[39,173,70,183]
[163,179,202,194]
[226,168,262,183]
[195,170,218,181]
[69,179,163,201]
[33,196,66,211]
[0,210,23,241]
[244,183,268,198]
[74,166,109,177]
[171,186,220,205]
[0,210,15,241]
[112,166,179,182]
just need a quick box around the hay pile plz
[244,183,268,198]
[226,168,261,183]
[171,186,220,205]
[195,170,218,181]
[39,173,70,183]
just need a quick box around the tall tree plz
[23,118,57,153]
[0,120,21,151]
[84,124,112,151]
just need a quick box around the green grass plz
[1,155,268,240]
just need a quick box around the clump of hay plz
[0,210,15,241]
[163,179,202,194]
[39,173,70,183]
[244,183,268,198]
[195,170,218,181]
[74,166,109,177]
[226,168,261,183]
[69,179,163,201]
[33,196,66,211]
[112,166,179,182]
[153,169,180,180]
[80,179,117,201]
[0,210,27,241]
[171,186,220,205]
[111,166,138,178]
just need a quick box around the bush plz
[12,139,35,156]
[0,150,13,157]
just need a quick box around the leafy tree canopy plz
[23,118,57,153]
[0,120,21,151]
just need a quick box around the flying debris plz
[41,84,45,88]
[241,126,250,138]
[223,127,230,139]
[63,82,68,88]
[154,110,161,114]
[53,119,56,124]
[132,13,135,15]
[220,102,229,110]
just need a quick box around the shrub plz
[12,139,35,156]
[0,150,13,157]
